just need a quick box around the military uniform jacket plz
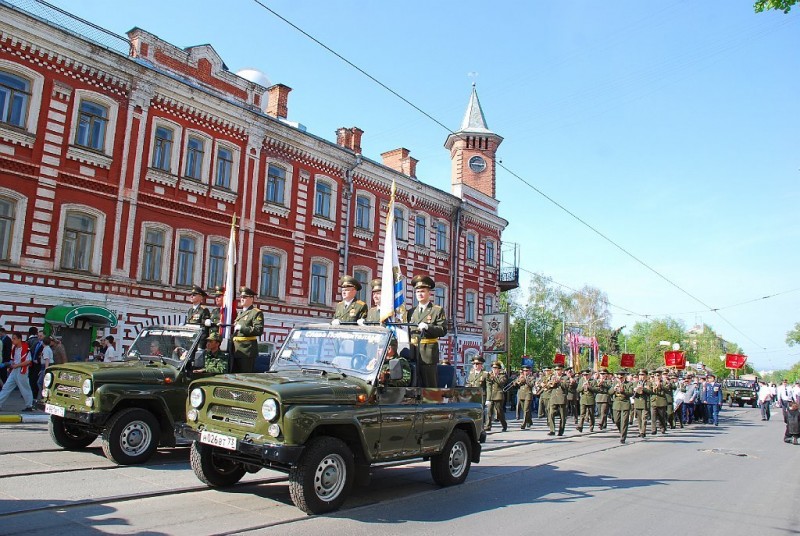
[467,370,488,393]
[632,382,651,409]
[486,371,508,402]
[649,381,669,407]
[594,380,611,403]
[210,307,222,328]
[366,306,381,323]
[566,377,579,401]
[548,375,568,405]
[333,300,368,322]
[409,302,447,365]
[663,381,676,405]
[202,349,229,374]
[234,306,264,338]
[611,380,634,410]
[517,376,535,400]
[186,305,210,325]
[578,378,599,405]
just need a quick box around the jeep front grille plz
[213,387,257,404]
[59,372,82,383]
[208,404,258,427]
[56,385,82,395]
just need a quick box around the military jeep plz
[722,379,758,408]
[178,324,484,515]
[41,324,212,465]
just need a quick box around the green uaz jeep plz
[178,324,485,515]
[722,378,758,408]
[41,324,212,465]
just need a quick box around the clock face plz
[468,155,487,173]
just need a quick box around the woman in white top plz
[102,336,121,362]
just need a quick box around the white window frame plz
[465,290,477,324]
[53,203,106,275]
[352,265,373,304]
[354,191,376,231]
[0,61,44,145]
[0,188,27,265]
[205,236,228,289]
[309,256,334,306]
[181,129,211,183]
[259,246,287,301]
[172,229,204,288]
[434,284,447,309]
[414,213,428,248]
[393,204,408,242]
[67,90,119,167]
[485,294,495,315]
[137,222,173,284]
[147,118,181,175]
[434,219,448,254]
[466,232,477,262]
[262,156,293,218]
[311,175,338,230]
[485,239,497,270]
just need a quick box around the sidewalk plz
[0,390,50,424]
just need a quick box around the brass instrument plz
[636,380,644,394]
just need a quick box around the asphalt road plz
[0,406,796,535]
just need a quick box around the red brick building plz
[0,3,515,373]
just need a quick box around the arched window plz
[0,71,30,128]
[260,249,286,299]
[74,100,109,151]
[0,196,16,261]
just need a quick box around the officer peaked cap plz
[339,275,362,291]
[411,274,435,289]
[189,285,208,297]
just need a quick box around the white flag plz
[380,180,405,322]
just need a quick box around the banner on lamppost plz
[620,353,636,368]
[725,353,747,370]
[482,312,508,353]
[664,350,686,369]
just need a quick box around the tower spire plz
[460,83,490,133]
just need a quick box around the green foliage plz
[786,322,800,346]
[754,0,796,13]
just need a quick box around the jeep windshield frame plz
[271,325,392,383]
[125,325,203,371]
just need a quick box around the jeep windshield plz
[272,326,391,381]
[126,327,201,366]
[727,380,755,389]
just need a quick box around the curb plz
[0,413,50,424]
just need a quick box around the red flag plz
[620,353,636,368]
[664,351,686,369]
[600,354,609,368]
[725,353,747,369]
[554,353,566,366]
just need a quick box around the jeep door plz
[376,386,422,459]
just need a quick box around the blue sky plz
[30,0,800,369]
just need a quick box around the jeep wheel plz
[431,429,472,487]
[49,415,97,450]
[101,408,159,465]
[189,441,246,487]
[288,436,354,515]
[738,401,745,407]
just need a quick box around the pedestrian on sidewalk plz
[0,332,35,411]
[758,380,773,421]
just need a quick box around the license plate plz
[45,404,65,417]
[741,397,751,401]
[200,430,237,450]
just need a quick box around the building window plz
[185,136,205,180]
[415,215,427,247]
[0,196,15,261]
[466,233,476,261]
[465,292,476,323]
[61,212,96,271]
[486,240,495,268]
[435,221,447,253]
[434,286,446,309]
[260,252,281,299]
[215,146,233,189]
[394,207,406,240]
[354,269,369,303]
[0,71,30,129]
[151,126,173,171]
[142,228,165,282]
[314,180,332,219]
[355,195,372,230]
[266,164,286,205]
[310,261,329,305]
[485,295,495,314]
[207,241,226,288]
[74,100,108,151]
[176,235,196,287]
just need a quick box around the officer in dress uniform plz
[565,368,580,423]
[408,275,447,388]
[485,361,508,432]
[232,286,263,373]
[577,369,600,433]
[595,369,612,430]
[331,275,368,324]
[538,366,552,419]
[547,364,568,436]
[611,370,634,443]
[649,371,669,435]
[186,286,210,325]
[208,286,224,336]
[466,356,489,428]
[195,331,229,374]
[366,279,383,323]
[515,365,535,430]
[632,369,651,438]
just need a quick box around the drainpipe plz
[341,154,363,274]
[449,203,463,365]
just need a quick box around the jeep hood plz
[202,372,367,405]
[50,361,178,384]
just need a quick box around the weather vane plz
[467,71,478,86]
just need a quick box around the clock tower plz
[445,84,503,200]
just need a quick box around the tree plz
[623,318,686,371]
[786,322,800,346]
[754,0,796,13]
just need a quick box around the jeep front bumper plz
[176,424,305,466]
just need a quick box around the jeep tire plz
[288,436,354,515]
[431,429,472,487]
[49,415,97,450]
[102,408,159,465]
[190,441,246,487]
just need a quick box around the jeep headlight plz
[43,372,54,388]
[82,379,93,395]
[189,388,204,408]
[261,398,278,421]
